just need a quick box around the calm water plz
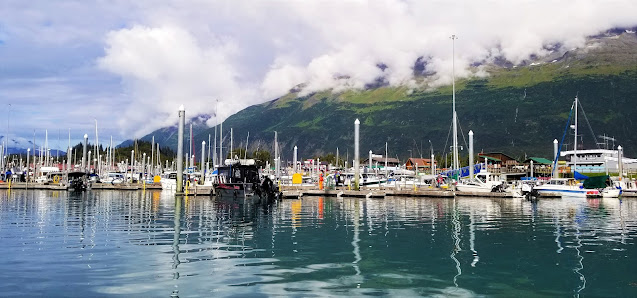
[1,190,636,297]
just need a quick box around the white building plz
[561,149,637,173]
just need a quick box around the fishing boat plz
[67,171,88,192]
[213,160,260,198]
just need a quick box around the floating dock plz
[282,187,460,198]
[3,182,637,199]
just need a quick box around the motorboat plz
[456,169,507,193]
[341,171,387,187]
[102,172,125,184]
[601,187,621,198]
[531,178,599,198]
[160,172,178,190]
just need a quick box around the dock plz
[0,182,164,191]
[281,187,455,198]
[455,191,516,198]
[3,182,637,199]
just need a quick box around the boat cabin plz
[545,178,579,187]
[474,169,501,184]
[216,164,260,185]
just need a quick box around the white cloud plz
[2,0,637,142]
[98,25,256,137]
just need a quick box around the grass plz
[339,86,411,104]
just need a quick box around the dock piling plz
[354,119,360,190]
[177,105,185,194]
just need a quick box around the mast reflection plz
[451,198,462,287]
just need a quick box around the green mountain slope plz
[135,32,637,162]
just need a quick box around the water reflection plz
[1,190,637,296]
[451,198,462,287]
[172,196,182,281]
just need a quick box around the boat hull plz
[534,187,598,198]
[161,179,176,190]
[455,184,493,193]
[214,183,255,198]
[601,188,621,198]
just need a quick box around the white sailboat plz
[533,96,599,198]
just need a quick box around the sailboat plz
[532,96,600,198]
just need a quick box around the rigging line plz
[413,139,423,158]
[458,121,468,152]
[577,100,600,149]
[443,118,453,157]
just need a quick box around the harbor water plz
[1,190,636,297]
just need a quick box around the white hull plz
[161,179,176,190]
[601,188,621,198]
[534,187,597,198]
[455,183,493,193]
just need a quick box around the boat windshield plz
[548,180,567,186]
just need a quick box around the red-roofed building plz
[405,158,436,170]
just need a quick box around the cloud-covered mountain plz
[132,30,637,160]
[2,1,637,145]
[96,1,637,138]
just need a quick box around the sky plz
[1,0,636,149]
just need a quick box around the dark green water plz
[1,190,636,297]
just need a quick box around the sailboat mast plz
[189,123,193,169]
[95,119,99,174]
[574,96,578,175]
[451,34,459,174]
[230,128,233,160]
[45,129,48,166]
[219,121,223,166]
[245,132,249,160]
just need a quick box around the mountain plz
[132,29,637,162]
[0,136,67,156]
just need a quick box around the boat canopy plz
[583,175,611,189]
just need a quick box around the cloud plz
[95,0,637,137]
[2,0,637,143]
[97,25,257,137]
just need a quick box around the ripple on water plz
[1,190,637,297]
